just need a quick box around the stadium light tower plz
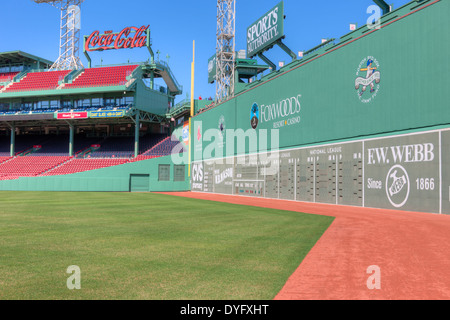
[216,0,236,103]
[34,0,85,70]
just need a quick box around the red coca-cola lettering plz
[85,25,149,52]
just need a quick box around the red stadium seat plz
[41,158,130,176]
[64,65,138,89]
[3,70,70,92]
[0,156,71,180]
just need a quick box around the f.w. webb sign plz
[247,1,284,58]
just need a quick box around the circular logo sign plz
[250,103,259,129]
[355,56,381,103]
[385,165,410,208]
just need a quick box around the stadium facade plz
[0,44,199,192]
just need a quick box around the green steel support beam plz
[69,123,74,157]
[134,112,140,158]
[276,39,297,62]
[10,123,15,157]
[373,0,391,15]
[147,29,154,64]
[150,70,154,90]
[257,52,276,72]
[85,51,91,68]
[83,35,92,68]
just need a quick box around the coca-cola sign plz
[85,25,149,52]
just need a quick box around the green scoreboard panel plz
[278,151,296,201]
[313,149,337,205]
[192,129,449,215]
[213,158,234,195]
[202,160,215,193]
[338,143,363,207]
[262,153,279,199]
[296,149,314,203]
[234,155,261,197]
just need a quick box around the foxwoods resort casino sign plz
[250,93,302,130]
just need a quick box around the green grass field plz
[0,192,333,300]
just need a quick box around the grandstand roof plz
[0,51,53,68]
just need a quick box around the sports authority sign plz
[246,1,284,58]
[84,25,149,52]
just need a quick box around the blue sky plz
[1,0,409,103]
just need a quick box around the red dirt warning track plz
[159,192,450,300]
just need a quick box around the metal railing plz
[0,103,133,116]
[153,60,183,93]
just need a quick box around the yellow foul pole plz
[188,40,195,177]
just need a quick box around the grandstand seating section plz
[0,72,19,83]
[64,65,138,89]
[142,136,186,157]
[0,63,187,180]
[4,135,50,155]
[0,156,71,180]
[3,70,70,92]
[41,158,130,176]
[0,65,137,93]
[0,156,11,163]
[88,134,167,158]
[0,133,186,180]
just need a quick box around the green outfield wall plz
[191,0,450,214]
[0,155,189,192]
[192,0,449,157]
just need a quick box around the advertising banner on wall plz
[89,110,124,118]
[364,132,440,213]
[246,1,284,58]
[56,112,88,120]
[182,121,190,146]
